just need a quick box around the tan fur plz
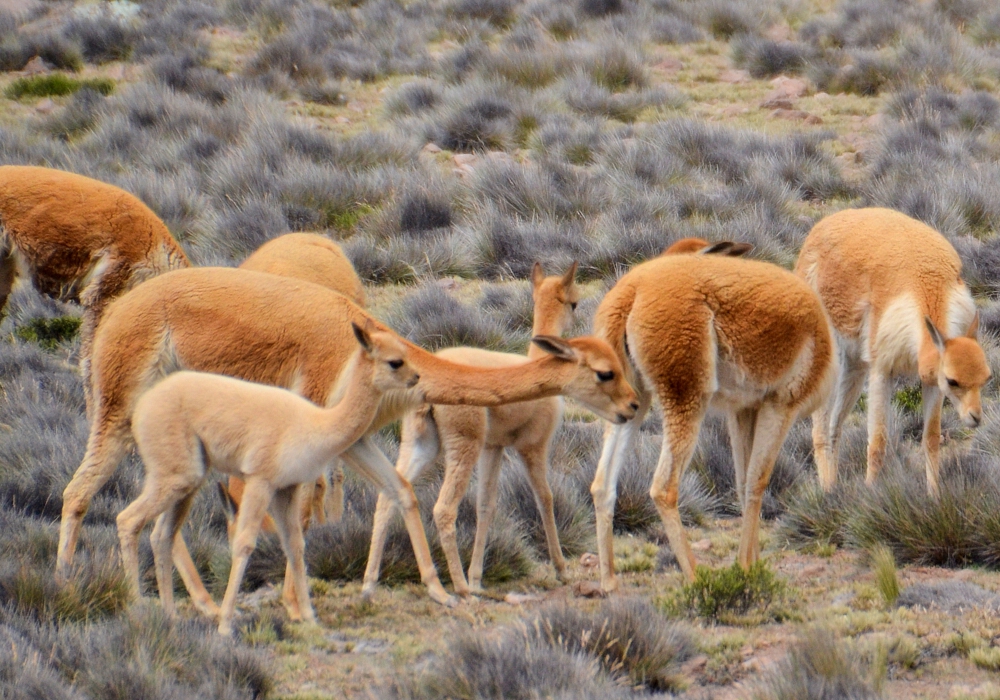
[239,232,365,306]
[234,232,367,538]
[0,166,189,409]
[57,267,637,611]
[796,207,990,497]
[590,255,834,587]
[363,262,586,597]
[118,324,417,635]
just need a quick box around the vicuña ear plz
[700,241,736,255]
[925,316,946,353]
[217,482,238,524]
[561,261,579,288]
[724,242,753,257]
[967,310,980,339]
[531,261,545,288]
[531,335,577,361]
[352,320,373,353]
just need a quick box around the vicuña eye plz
[388,359,404,369]
[947,378,960,388]
[597,370,614,382]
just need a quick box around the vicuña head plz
[925,315,990,427]
[531,260,579,334]
[661,237,754,256]
[350,320,421,393]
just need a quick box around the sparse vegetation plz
[5,75,114,99]
[663,561,789,624]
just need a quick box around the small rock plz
[423,142,442,153]
[680,654,708,676]
[505,592,543,605]
[579,552,599,569]
[453,153,477,166]
[335,116,350,124]
[770,76,808,98]
[718,69,750,84]
[760,96,794,110]
[691,538,712,552]
[572,581,607,599]
[814,91,830,99]
[22,55,50,75]
[34,98,56,114]
[897,579,1000,613]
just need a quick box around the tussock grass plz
[663,561,789,624]
[870,544,900,607]
[5,75,115,100]
[15,316,81,351]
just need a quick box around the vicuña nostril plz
[629,402,639,411]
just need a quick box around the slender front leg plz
[865,368,890,486]
[921,382,943,499]
[219,478,273,636]
[361,413,440,599]
[590,393,651,593]
[432,436,483,597]
[466,447,504,591]
[271,485,316,624]
[345,437,455,607]
[726,408,756,514]
[738,403,795,567]
[518,441,568,583]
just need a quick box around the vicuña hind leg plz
[865,369,890,486]
[813,353,866,491]
[466,447,504,592]
[219,477,273,636]
[726,408,755,514]
[433,431,486,596]
[649,402,706,582]
[519,442,567,582]
[271,484,316,624]
[738,403,795,567]
[362,411,440,598]
[0,237,17,316]
[150,491,198,618]
[325,462,345,523]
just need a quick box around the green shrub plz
[5,75,115,100]
[665,561,789,623]
[16,316,82,351]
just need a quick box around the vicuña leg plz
[271,484,316,624]
[466,447,504,592]
[519,442,568,582]
[0,239,17,315]
[344,437,454,607]
[325,462,345,523]
[649,402,706,582]
[738,403,795,567]
[433,430,486,596]
[726,408,756,514]
[219,477,273,636]
[813,351,866,491]
[590,392,652,593]
[921,382,944,499]
[865,368,891,486]
[362,413,440,598]
[150,491,198,618]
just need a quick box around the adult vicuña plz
[796,207,990,497]
[57,267,638,612]
[0,165,188,407]
[590,254,833,588]
[363,261,581,598]
[231,232,367,532]
[118,321,417,636]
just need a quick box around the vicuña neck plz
[315,350,382,453]
[408,343,572,406]
[528,297,570,360]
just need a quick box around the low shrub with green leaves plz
[664,561,789,624]
[5,74,115,100]
[15,316,82,351]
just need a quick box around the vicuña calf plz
[0,166,188,406]
[796,207,990,497]
[591,254,833,588]
[58,268,637,612]
[118,322,417,636]
[363,262,581,597]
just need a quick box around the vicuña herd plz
[2,166,990,635]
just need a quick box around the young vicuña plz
[796,207,990,497]
[590,254,834,588]
[0,165,188,408]
[117,321,417,636]
[363,261,581,597]
[57,267,637,612]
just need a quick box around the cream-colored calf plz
[118,323,416,635]
[796,207,991,497]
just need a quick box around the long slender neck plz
[312,350,382,455]
[405,342,575,406]
[527,293,570,360]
